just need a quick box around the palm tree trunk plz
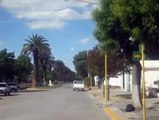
[132,61,142,109]
[33,50,39,87]
[32,70,36,88]
[44,69,47,86]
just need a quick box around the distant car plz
[9,82,18,92]
[73,80,85,91]
[0,82,11,96]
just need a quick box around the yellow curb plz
[104,107,121,120]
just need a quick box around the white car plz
[0,82,11,96]
[73,80,85,91]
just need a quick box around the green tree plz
[39,53,54,85]
[22,34,51,87]
[14,55,33,83]
[92,0,159,108]
[0,49,15,82]
[53,60,75,83]
[73,51,88,79]
[54,60,65,83]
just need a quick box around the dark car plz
[9,82,19,92]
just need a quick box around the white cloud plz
[1,0,98,29]
[70,48,74,51]
[79,38,90,45]
[27,20,66,30]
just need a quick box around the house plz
[109,60,159,92]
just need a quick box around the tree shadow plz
[148,102,159,110]
[115,93,132,99]
[18,90,48,93]
[154,102,159,105]
[0,93,20,97]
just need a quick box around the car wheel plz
[4,92,7,96]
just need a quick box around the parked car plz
[9,82,19,92]
[0,82,11,95]
[73,80,85,91]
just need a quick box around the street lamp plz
[66,0,108,102]
[78,0,108,102]
[86,51,92,89]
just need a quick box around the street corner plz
[104,106,121,120]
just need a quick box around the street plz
[0,84,110,120]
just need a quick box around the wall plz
[108,60,159,92]
[141,60,159,89]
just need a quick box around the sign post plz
[141,43,146,120]
[105,53,108,103]
[133,51,141,61]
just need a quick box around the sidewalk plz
[87,86,159,120]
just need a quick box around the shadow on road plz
[0,93,20,97]
[115,93,132,99]
[18,90,48,93]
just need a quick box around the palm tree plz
[22,34,51,87]
[39,53,55,86]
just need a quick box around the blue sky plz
[0,0,99,71]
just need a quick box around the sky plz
[0,0,99,71]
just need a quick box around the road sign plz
[133,51,141,61]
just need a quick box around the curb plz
[104,106,121,120]
[87,89,122,120]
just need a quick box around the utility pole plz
[87,51,92,89]
[105,53,109,103]
[141,43,146,120]
[71,0,109,102]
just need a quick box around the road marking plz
[104,107,121,120]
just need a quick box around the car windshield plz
[9,83,16,86]
[78,81,83,84]
[74,81,83,84]
[0,84,6,87]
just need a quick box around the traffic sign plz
[133,51,141,61]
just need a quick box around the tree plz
[92,0,159,108]
[54,60,63,82]
[14,55,33,83]
[86,46,104,78]
[73,51,88,79]
[0,49,15,82]
[39,53,54,85]
[53,60,75,83]
[22,34,51,87]
[87,46,124,78]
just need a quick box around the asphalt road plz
[0,84,110,120]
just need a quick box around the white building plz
[94,75,99,86]
[109,60,159,92]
